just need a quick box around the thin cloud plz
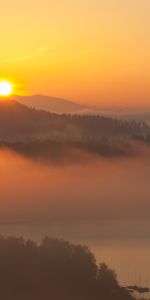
[5,47,49,63]
[37,47,49,54]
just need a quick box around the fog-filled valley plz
[0,147,150,293]
[2,0,150,297]
[0,99,150,298]
[0,146,150,222]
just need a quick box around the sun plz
[0,81,13,96]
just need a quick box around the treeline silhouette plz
[0,236,134,300]
[0,100,149,142]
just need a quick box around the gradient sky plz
[1,0,150,106]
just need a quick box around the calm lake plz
[0,219,150,287]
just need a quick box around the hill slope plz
[14,95,150,122]
[0,99,149,142]
[14,95,86,113]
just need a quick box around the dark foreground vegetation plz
[0,236,134,300]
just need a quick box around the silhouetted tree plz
[98,263,118,288]
[0,236,134,300]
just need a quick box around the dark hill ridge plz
[0,99,53,141]
[0,99,149,142]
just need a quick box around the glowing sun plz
[0,81,13,96]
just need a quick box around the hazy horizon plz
[1,0,150,108]
[1,0,150,298]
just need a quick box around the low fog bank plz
[0,139,148,165]
[0,145,150,222]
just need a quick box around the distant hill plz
[0,99,149,143]
[116,112,150,123]
[93,107,150,123]
[14,95,87,113]
[13,95,150,123]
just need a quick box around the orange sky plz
[1,0,150,107]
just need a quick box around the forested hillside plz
[0,100,149,142]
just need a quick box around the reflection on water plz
[0,219,150,287]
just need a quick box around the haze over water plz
[0,219,150,287]
[0,149,150,286]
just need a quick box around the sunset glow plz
[0,1,150,297]
[0,81,13,96]
[1,0,150,107]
